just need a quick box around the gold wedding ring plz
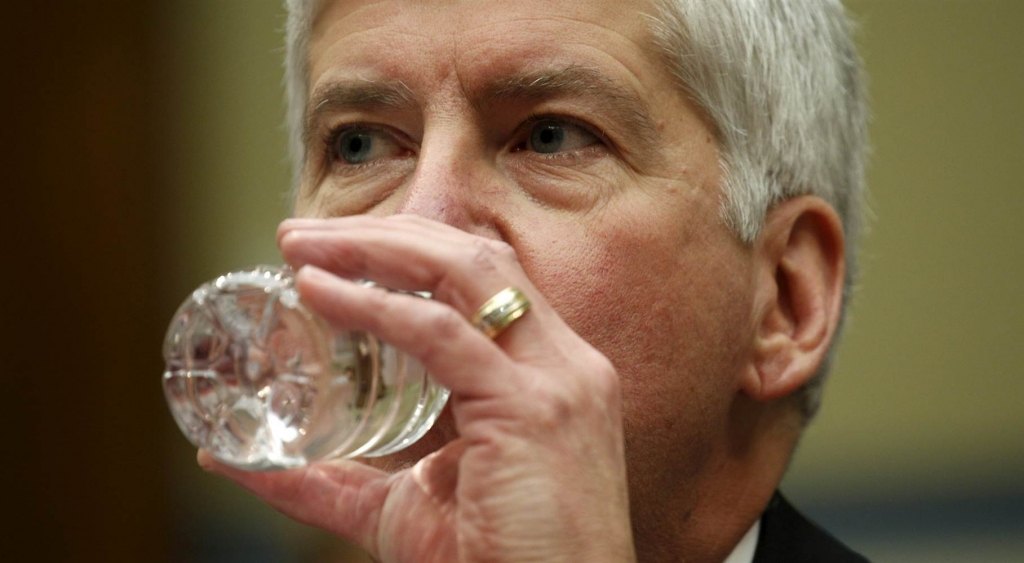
[470,287,532,339]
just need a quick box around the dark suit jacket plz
[752,494,870,563]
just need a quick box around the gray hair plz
[283,0,318,189]
[283,0,868,420]
[647,0,868,419]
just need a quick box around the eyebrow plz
[304,66,660,151]
[304,79,417,143]
[485,65,661,147]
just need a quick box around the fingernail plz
[277,218,318,241]
[297,264,330,283]
[197,449,217,471]
[280,218,318,229]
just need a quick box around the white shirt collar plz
[722,519,760,563]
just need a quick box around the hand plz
[199,214,636,563]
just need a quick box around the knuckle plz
[524,347,621,431]
[500,345,623,441]
[589,354,621,404]
[431,271,461,311]
[415,306,467,364]
[360,285,394,329]
[425,305,466,343]
[469,238,518,269]
[529,386,576,431]
[363,282,389,304]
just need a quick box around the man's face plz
[298,0,756,513]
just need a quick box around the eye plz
[330,127,408,165]
[338,130,373,163]
[525,119,599,154]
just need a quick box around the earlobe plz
[741,196,845,403]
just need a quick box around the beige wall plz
[784,0,1024,500]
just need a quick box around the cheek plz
[517,213,754,463]
[529,218,751,381]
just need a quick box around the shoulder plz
[752,493,870,563]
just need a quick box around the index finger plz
[278,216,567,354]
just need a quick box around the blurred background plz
[3,0,1021,561]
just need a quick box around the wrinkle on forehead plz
[309,0,662,79]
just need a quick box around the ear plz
[740,196,846,402]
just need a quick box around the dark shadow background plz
[4,2,168,561]
[4,1,1022,561]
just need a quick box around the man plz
[200,0,869,561]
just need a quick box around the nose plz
[391,124,499,237]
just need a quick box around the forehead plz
[308,0,663,96]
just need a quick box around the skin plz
[200,1,847,561]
